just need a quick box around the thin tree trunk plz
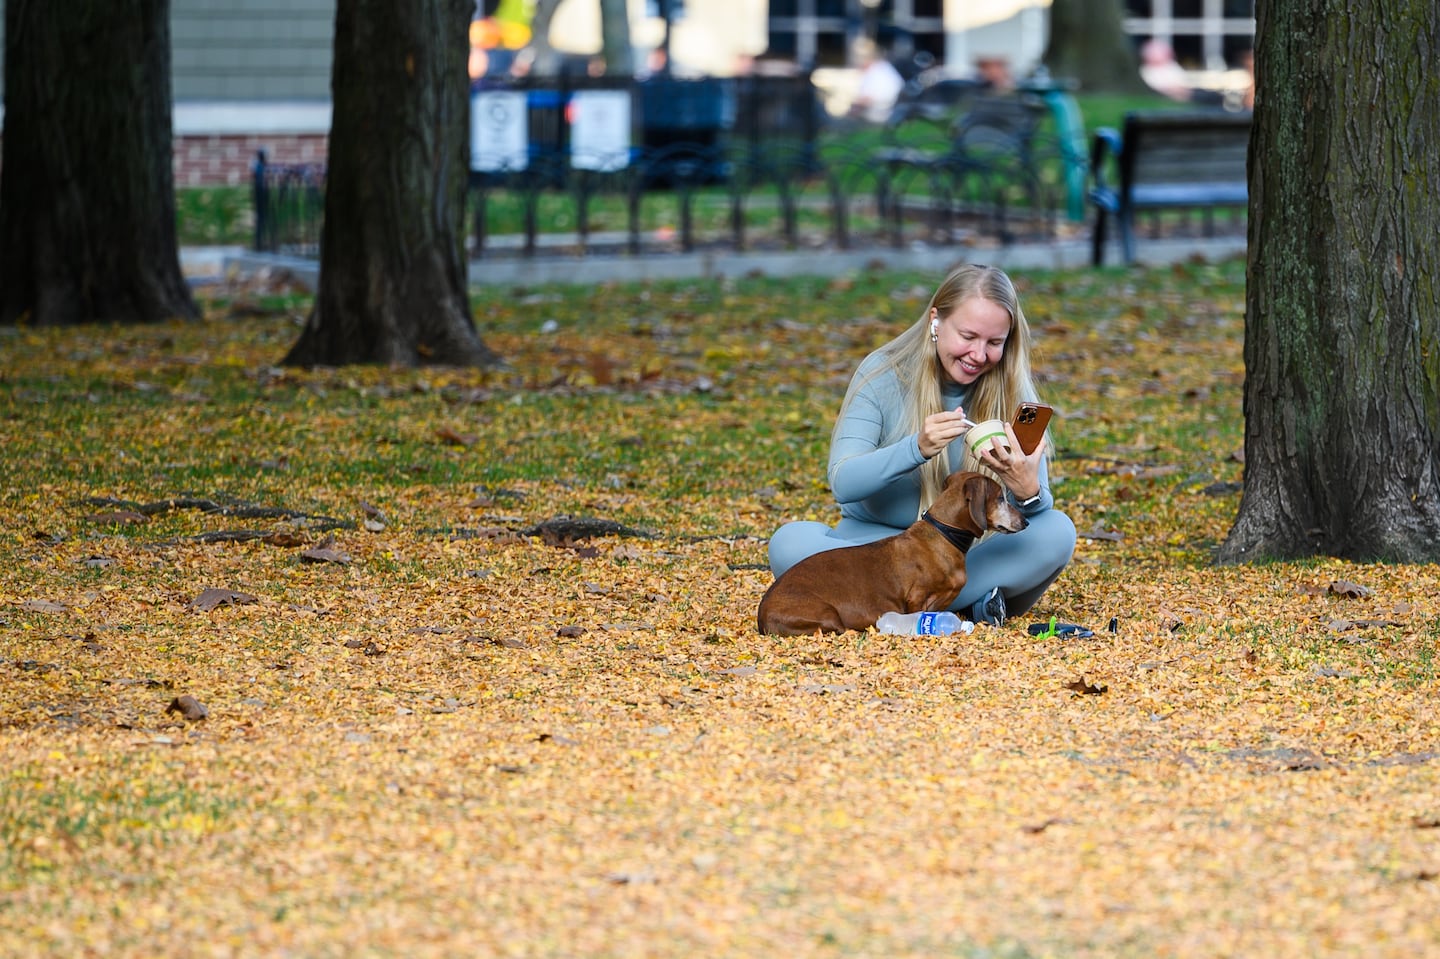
[0,0,197,327]
[528,0,564,77]
[599,0,634,77]
[284,0,497,368]
[1219,0,1440,563]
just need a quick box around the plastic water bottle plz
[875,610,973,636]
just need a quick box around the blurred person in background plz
[1139,39,1192,101]
[974,55,1015,93]
[848,37,904,123]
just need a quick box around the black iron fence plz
[252,75,1089,260]
[252,152,325,257]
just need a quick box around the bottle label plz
[916,611,941,634]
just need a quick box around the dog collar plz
[921,512,976,554]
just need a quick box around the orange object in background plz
[469,18,500,48]
[469,16,530,50]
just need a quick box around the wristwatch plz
[1016,491,1043,509]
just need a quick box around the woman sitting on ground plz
[765,264,1077,625]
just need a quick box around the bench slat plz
[1131,183,1249,207]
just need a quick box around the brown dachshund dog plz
[756,471,1027,636]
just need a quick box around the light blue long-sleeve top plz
[827,351,1055,526]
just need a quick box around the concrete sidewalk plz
[187,234,1247,292]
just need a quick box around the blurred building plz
[0,0,1255,186]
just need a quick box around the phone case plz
[1011,402,1053,455]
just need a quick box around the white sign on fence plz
[568,90,632,172]
[470,91,529,172]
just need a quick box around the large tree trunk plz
[1219,0,1440,563]
[1041,0,1150,94]
[284,0,498,368]
[0,0,197,327]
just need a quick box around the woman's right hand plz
[919,409,972,459]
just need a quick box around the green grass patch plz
[175,185,252,246]
[177,93,1196,247]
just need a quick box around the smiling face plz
[932,295,1012,385]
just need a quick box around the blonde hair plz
[834,264,1045,509]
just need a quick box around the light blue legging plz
[766,509,1077,616]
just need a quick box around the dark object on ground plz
[521,516,655,541]
[1028,621,1095,638]
[166,695,209,721]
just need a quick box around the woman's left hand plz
[975,422,1042,500]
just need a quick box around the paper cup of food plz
[965,419,1011,456]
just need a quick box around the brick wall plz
[173,132,329,187]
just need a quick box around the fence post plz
[470,178,489,259]
[251,149,269,252]
[801,69,819,174]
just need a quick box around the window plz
[1125,0,1254,74]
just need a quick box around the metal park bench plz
[1088,110,1251,265]
[871,92,1050,243]
[871,86,1091,245]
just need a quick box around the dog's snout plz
[992,500,1028,534]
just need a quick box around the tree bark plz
[1041,0,1150,94]
[527,0,564,77]
[599,0,634,77]
[284,0,499,368]
[1219,0,1440,563]
[0,0,197,327]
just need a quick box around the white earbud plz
[929,317,939,341]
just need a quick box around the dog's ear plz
[965,473,992,530]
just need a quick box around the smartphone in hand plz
[1011,402,1053,455]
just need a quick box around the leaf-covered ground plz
[2,259,1437,958]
